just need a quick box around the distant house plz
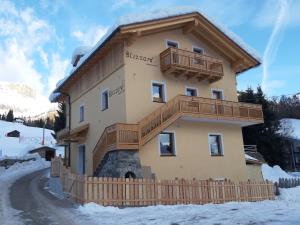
[280,119,300,172]
[29,146,56,161]
[13,118,25,124]
[6,130,20,138]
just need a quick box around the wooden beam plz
[232,58,245,72]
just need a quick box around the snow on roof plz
[51,10,261,97]
[245,154,259,161]
[71,46,91,66]
[280,118,300,140]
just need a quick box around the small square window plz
[101,90,109,111]
[166,40,178,48]
[152,82,165,103]
[212,90,223,100]
[186,88,197,97]
[79,105,84,122]
[159,132,175,156]
[193,47,204,54]
[209,134,223,156]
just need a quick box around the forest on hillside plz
[239,86,300,169]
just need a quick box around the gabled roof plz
[50,11,261,102]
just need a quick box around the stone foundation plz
[94,150,144,178]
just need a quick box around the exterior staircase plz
[93,95,264,172]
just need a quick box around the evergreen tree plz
[239,86,286,168]
[6,110,14,122]
[54,103,66,133]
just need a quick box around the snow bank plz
[76,186,300,225]
[0,156,50,225]
[262,164,293,182]
[278,186,300,203]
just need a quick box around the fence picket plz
[51,157,276,206]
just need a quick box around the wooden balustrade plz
[93,95,263,171]
[93,123,139,171]
[139,95,263,145]
[160,47,224,82]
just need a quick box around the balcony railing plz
[93,123,139,171]
[160,47,224,83]
[93,95,264,172]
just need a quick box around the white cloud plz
[47,53,69,94]
[72,25,108,46]
[261,0,288,93]
[0,0,68,115]
[255,0,300,28]
[112,0,136,10]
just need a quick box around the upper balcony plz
[160,47,224,83]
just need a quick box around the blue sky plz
[0,0,299,103]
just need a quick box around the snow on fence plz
[277,178,300,189]
[51,157,275,206]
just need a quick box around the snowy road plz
[3,160,300,225]
[10,168,77,225]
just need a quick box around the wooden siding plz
[69,43,124,102]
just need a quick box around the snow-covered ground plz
[0,120,63,158]
[261,163,294,182]
[0,155,50,225]
[1,157,300,225]
[76,188,300,225]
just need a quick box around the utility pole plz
[42,122,45,145]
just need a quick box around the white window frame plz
[101,88,109,111]
[79,104,85,123]
[158,130,177,156]
[208,133,224,156]
[211,88,224,100]
[185,86,199,97]
[151,80,167,102]
[166,39,179,48]
[192,45,204,54]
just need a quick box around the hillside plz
[0,120,61,158]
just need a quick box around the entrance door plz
[77,145,85,175]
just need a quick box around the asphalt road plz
[9,168,80,225]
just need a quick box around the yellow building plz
[50,12,264,181]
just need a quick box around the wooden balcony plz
[93,123,139,171]
[56,124,89,145]
[160,47,224,83]
[93,95,264,171]
[139,95,263,145]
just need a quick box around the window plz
[193,47,204,54]
[186,87,198,97]
[159,132,176,156]
[166,40,179,48]
[79,105,84,122]
[209,134,223,156]
[212,89,224,100]
[101,89,109,111]
[152,82,166,103]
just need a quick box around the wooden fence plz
[51,157,275,206]
[277,178,300,188]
